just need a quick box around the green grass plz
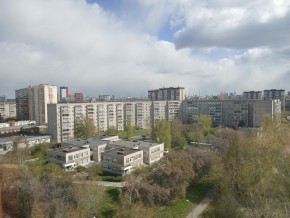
[100,187,121,218]
[186,177,215,203]
[155,177,215,218]
[155,199,194,218]
[118,128,148,139]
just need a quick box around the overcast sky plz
[1,0,290,98]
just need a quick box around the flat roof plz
[49,145,89,154]
[104,146,142,156]
[62,138,108,147]
[108,140,162,149]
[0,135,51,144]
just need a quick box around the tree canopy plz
[74,115,97,139]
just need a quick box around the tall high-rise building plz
[15,88,29,121]
[243,91,262,100]
[263,89,285,110]
[148,87,185,101]
[28,84,58,125]
[60,86,69,102]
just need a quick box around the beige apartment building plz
[0,102,16,120]
[47,99,281,143]
[28,84,57,125]
[48,145,90,171]
[148,87,185,101]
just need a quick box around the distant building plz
[148,87,185,101]
[28,84,58,125]
[243,91,262,100]
[15,88,29,121]
[99,95,113,101]
[263,89,285,110]
[60,86,69,103]
[75,92,84,103]
[0,135,51,153]
[0,95,6,102]
[248,99,281,127]
[0,101,16,121]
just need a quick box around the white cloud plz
[0,0,289,99]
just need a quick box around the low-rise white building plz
[101,146,143,176]
[48,145,90,171]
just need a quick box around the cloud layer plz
[0,0,289,98]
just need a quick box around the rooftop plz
[104,146,141,156]
[49,145,89,154]
[108,140,161,149]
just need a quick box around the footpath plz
[186,189,215,218]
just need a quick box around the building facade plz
[15,88,29,121]
[101,146,143,176]
[48,99,281,143]
[28,84,58,125]
[48,145,90,171]
[243,91,262,100]
[148,87,185,101]
[60,86,69,103]
[263,89,285,110]
[248,99,281,127]
[0,102,16,121]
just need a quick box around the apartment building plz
[48,145,90,171]
[243,91,262,100]
[136,101,152,129]
[248,99,281,127]
[48,99,281,142]
[182,99,280,128]
[222,100,248,128]
[0,101,16,121]
[148,87,185,101]
[101,146,143,176]
[15,88,29,120]
[182,100,223,126]
[28,84,58,125]
[263,89,285,110]
[59,86,69,103]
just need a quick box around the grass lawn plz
[155,176,215,218]
[118,128,148,139]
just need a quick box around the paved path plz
[73,180,125,187]
[186,192,214,218]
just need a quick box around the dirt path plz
[186,189,216,218]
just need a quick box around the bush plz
[101,176,122,182]
[76,165,86,173]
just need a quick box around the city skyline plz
[0,0,290,98]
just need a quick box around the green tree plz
[125,118,134,139]
[197,115,212,135]
[171,118,187,149]
[104,127,118,135]
[153,120,172,149]
[74,115,97,138]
